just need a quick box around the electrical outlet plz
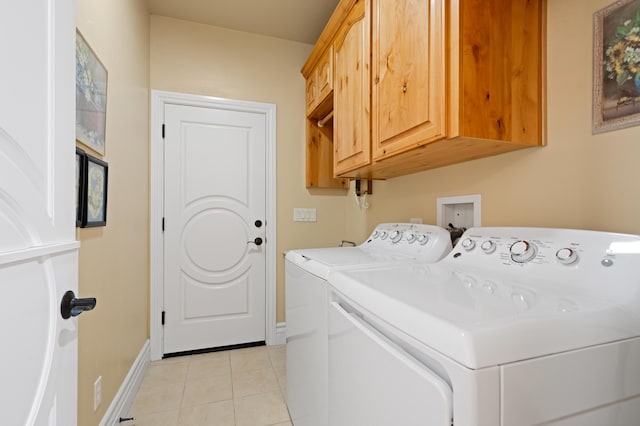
[94,376,102,411]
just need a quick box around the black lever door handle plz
[61,290,97,319]
[247,237,263,246]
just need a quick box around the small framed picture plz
[81,154,108,228]
[75,147,87,227]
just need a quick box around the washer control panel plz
[446,227,640,278]
[440,227,640,316]
[362,223,453,260]
[454,231,587,266]
[370,226,434,246]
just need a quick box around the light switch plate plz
[293,208,317,222]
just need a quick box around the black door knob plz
[60,290,97,319]
[247,237,263,246]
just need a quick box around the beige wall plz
[76,0,150,424]
[150,16,349,322]
[344,0,640,243]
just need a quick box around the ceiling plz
[147,0,340,45]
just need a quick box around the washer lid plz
[286,247,410,280]
[328,262,640,370]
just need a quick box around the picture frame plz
[76,29,108,154]
[81,154,108,228]
[75,147,87,227]
[593,0,640,134]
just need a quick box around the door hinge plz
[162,124,165,139]
[162,217,165,232]
[161,311,165,325]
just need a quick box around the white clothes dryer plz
[327,227,640,426]
[285,223,453,426]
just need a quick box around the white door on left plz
[0,0,80,424]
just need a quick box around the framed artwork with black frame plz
[81,154,108,227]
[75,147,87,227]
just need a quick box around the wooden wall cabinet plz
[304,45,348,189]
[303,0,546,183]
[302,0,358,189]
[304,45,349,188]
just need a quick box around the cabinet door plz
[305,75,318,117]
[316,46,333,108]
[306,47,334,118]
[372,0,445,160]
[333,0,371,176]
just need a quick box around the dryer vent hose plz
[447,223,466,245]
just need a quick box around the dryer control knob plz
[510,240,537,263]
[461,238,476,251]
[416,234,430,245]
[390,230,403,243]
[406,233,417,244]
[480,240,496,254]
[372,230,380,239]
[556,248,578,265]
[380,231,389,240]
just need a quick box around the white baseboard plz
[275,322,286,345]
[100,339,150,426]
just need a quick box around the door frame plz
[149,90,277,361]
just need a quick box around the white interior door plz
[163,103,267,355]
[0,0,79,424]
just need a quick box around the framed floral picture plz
[81,154,108,228]
[76,30,108,154]
[75,147,87,227]
[593,0,640,133]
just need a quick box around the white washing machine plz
[327,227,640,426]
[285,223,453,426]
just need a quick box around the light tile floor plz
[124,345,291,426]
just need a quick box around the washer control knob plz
[380,231,388,240]
[406,233,417,244]
[480,240,496,254]
[416,234,430,245]
[390,230,403,243]
[461,238,475,251]
[372,230,380,239]
[510,240,537,263]
[556,248,578,265]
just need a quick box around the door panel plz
[163,104,266,354]
[0,0,78,423]
[328,300,453,426]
